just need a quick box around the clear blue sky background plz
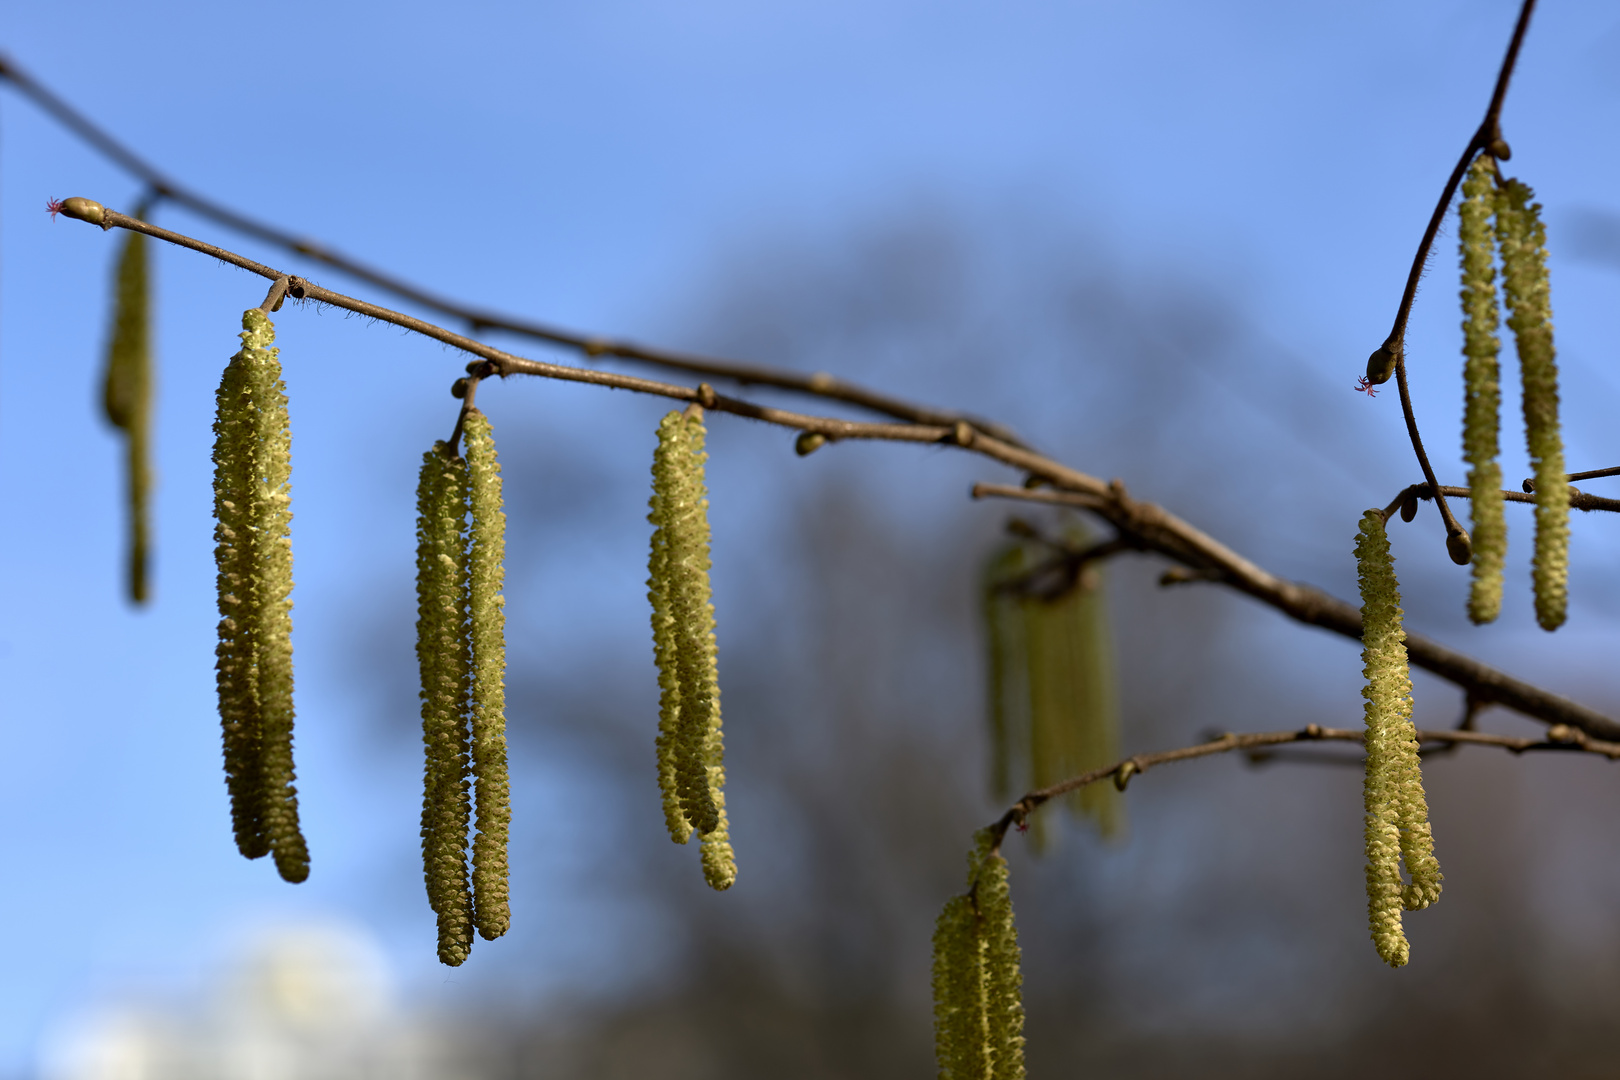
[2,1,1619,1074]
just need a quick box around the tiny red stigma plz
[46,197,65,220]
[1354,375,1379,397]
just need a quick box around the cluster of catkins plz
[931,829,1026,1080]
[212,310,309,884]
[1458,153,1568,629]
[648,408,736,891]
[415,411,511,966]
[983,530,1123,845]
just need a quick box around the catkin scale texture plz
[1496,180,1569,631]
[1459,156,1505,625]
[1355,511,1439,967]
[416,443,474,965]
[211,310,308,881]
[647,411,736,888]
[930,832,1027,1080]
[463,411,512,940]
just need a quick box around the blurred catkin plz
[1496,179,1569,631]
[1459,155,1504,624]
[211,309,307,882]
[463,410,511,940]
[982,531,1122,846]
[416,442,474,965]
[103,223,153,605]
[1356,510,1439,966]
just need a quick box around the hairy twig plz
[0,54,1020,447]
[970,482,1620,740]
[1368,0,1538,562]
[55,204,1620,742]
[986,718,1619,849]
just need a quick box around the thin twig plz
[0,53,1022,446]
[55,203,1620,743]
[1370,0,1537,564]
[1384,481,1620,519]
[986,717,1619,848]
[970,482,1620,741]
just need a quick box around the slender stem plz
[986,717,1618,848]
[58,205,1620,742]
[0,53,1022,446]
[970,482,1620,740]
[1395,356,1471,563]
[1383,0,1537,352]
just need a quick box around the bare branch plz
[986,718,1620,849]
[0,53,1021,446]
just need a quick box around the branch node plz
[584,337,610,358]
[286,277,307,300]
[808,372,836,392]
[1446,527,1473,567]
[1113,760,1140,792]
[1303,723,1323,739]
[952,421,976,448]
[696,382,717,409]
[451,378,469,400]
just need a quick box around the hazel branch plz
[986,718,1620,849]
[0,53,1020,447]
[970,482,1620,741]
[1365,0,1537,565]
[54,202,1620,744]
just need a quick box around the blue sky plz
[3,1,1620,1074]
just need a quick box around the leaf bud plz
[1445,528,1473,566]
[794,431,826,456]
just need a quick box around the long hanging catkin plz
[462,410,511,940]
[982,532,1122,845]
[648,409,735,888]
[212,309,308,882]
[1355,510,1439,967]
[1496,179,1569,631]
[1459,155,1504,625]
[416,441,474,965]
[103,222,153,605]
[931,830,1026,1080]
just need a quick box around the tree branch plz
[54,202,1620,743]
[1382,481,1620,520]
[985,718,1619,850]
[0,53,1021,447]
[970,482,1620,741]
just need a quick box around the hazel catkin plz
[1496,179,1569,631]
[463,410,511,940]
[1355,510,1440,967]
[416,441,474,965]
[647,409,736,888]
[1458,155,1505,625]
[103,222,153,605]
[212,309,308,882]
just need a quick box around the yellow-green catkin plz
[1459,155,1505,625]
[463,410,511,940]
[416,442,474,965]
[103,224,153,605]
[1496,179,1569,631]
[982,534,1121,846]
[1355,511,1440,967]
[212,309,307,882]
[648,417,693,846]
[931,831,1026,1080]
[649,412,730,850]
